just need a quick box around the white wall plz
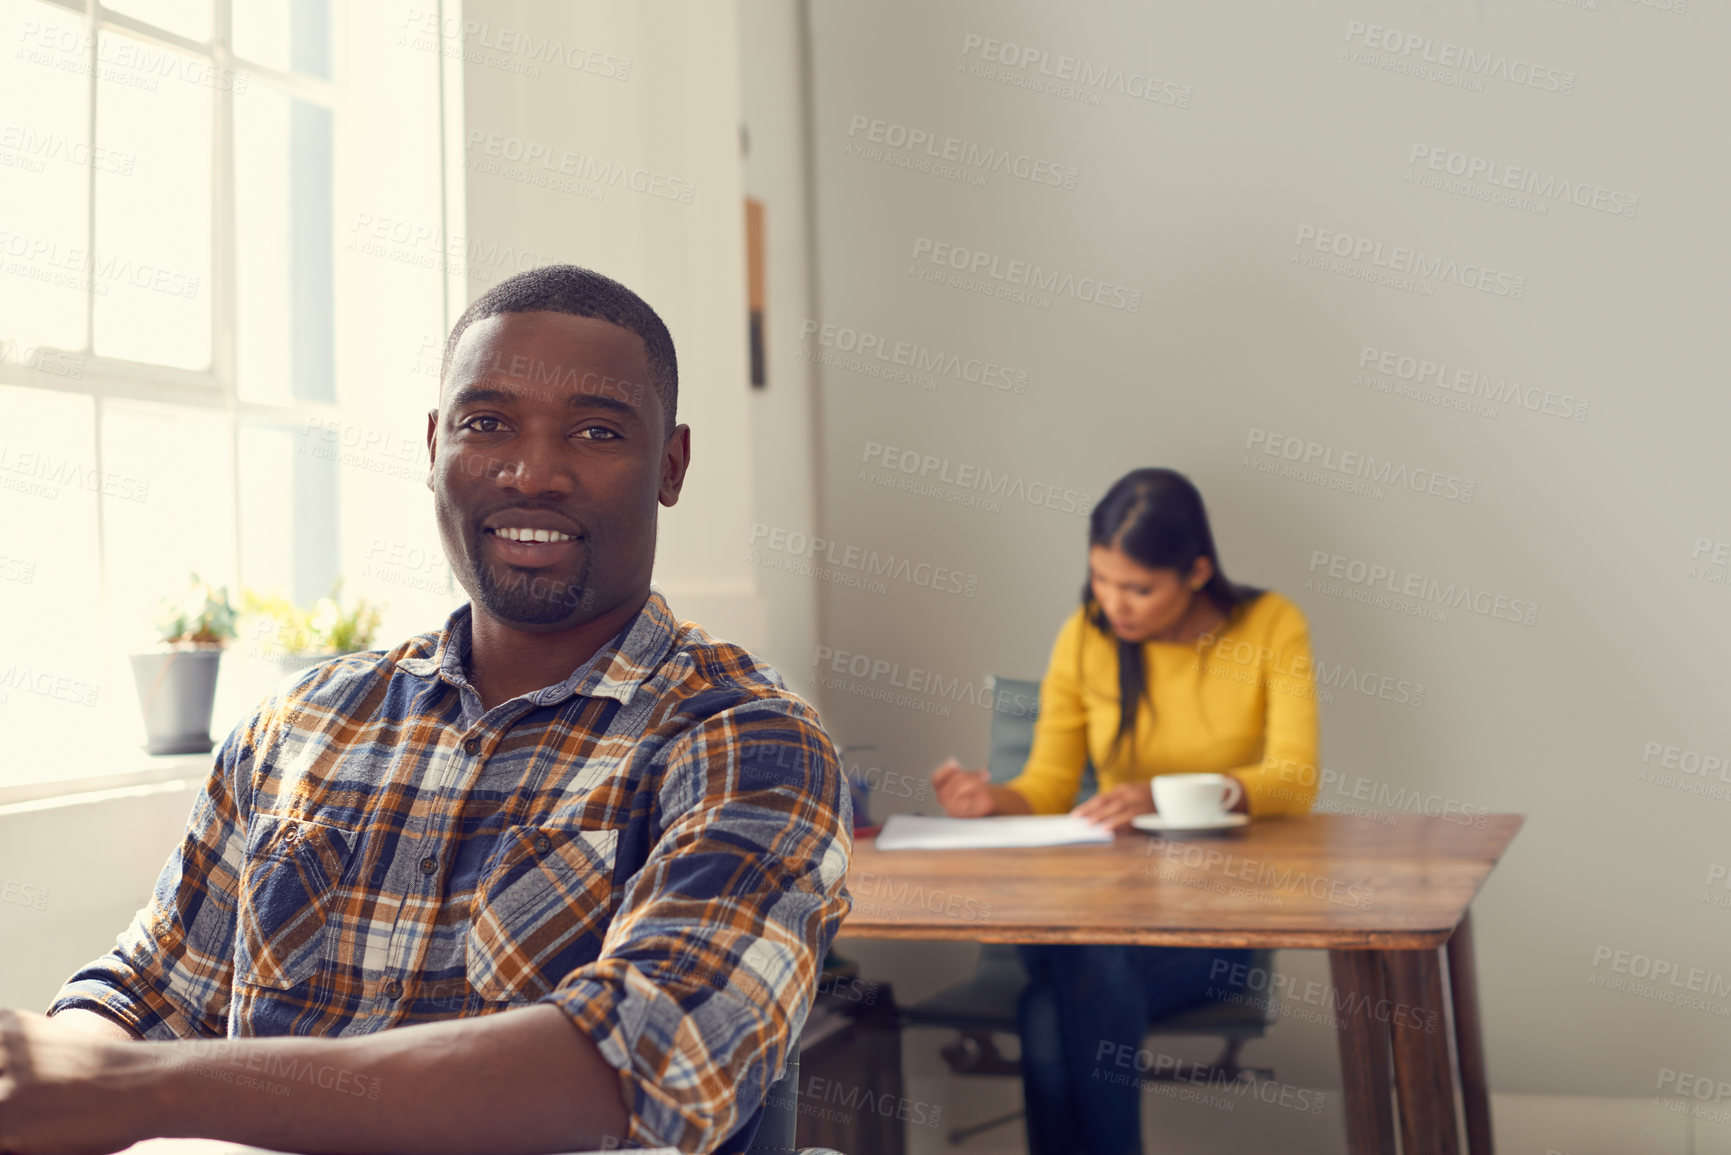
[735,0,825,697]
[0,779,203,1011]
[792,0,1731,1127]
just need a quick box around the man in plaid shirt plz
[0,266,854,1154]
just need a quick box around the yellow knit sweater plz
[1004,591,1320,817]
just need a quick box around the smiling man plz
[3,266,853,1155]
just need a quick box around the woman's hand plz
[932,757,996,817]
[1071,782,1157,834]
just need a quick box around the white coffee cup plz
[1152,773,1243,824]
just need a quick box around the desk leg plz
[1447,911,1494,1155]
[1383,948,1461,1155]
[1329,950,1395,1155]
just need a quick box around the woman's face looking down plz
[1087,543,1212,644]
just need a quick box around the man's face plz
[427,310,687,629]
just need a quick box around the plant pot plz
[130,648,223,755]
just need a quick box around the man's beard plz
[471,547,592,625]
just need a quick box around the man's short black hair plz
[441,264,678,435]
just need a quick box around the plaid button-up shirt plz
[50,588,853,1154]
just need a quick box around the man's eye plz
[576,426,620,441]
[461,416,504,433]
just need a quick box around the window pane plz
[233,0,330,78]
[236,84,334,404]
[92,30,212,370]
[100,400,235,659]
[223,420,337,707]
[0,386,104,783]
[0,0,93,352]
[238,420,337,604]
[103,0,212,43]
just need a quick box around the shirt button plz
[282,824,299,842]
[382,978,403,1000]
[532,834,552,855]
[419,856,438,875]
[463,738,481,756]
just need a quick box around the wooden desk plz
[841,813,1523,1155]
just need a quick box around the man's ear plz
[659,424,691,507]
[425,408,439,492]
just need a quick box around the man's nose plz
[488,432,574,495]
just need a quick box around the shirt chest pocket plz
[466,826,620,1004]
[236,815,355,990]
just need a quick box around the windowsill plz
[0,748,212,811]
[0,683,255,811]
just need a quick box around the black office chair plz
[901,676,1279,1145]
[747,1051,845,1155]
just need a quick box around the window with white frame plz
[0,0,354,786]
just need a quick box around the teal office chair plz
[747,1051,844,1154]
[901,676,1279,1145]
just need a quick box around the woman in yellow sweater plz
[932,467,1319,1155]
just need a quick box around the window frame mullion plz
[212,0,242,593]
[83,0,110,691]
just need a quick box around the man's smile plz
[483,526,585,568]
[480,510,587,568]
[491,525,579,543]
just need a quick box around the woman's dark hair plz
[1078,468,1263,770]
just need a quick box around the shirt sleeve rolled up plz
[539,700,853,1154]
[46,712,261,1039]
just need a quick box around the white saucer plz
[1131,812,1250,834]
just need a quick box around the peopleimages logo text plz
[465,131,694,203]
[846,114,1079,189]
[800,321,1027,393]
[1358,345,1589,421]
[910,237,1142,312]
[1408,144,1637,219]
[1343,20,1576,94]
[1294,225,1526,299]
[1307,551,1538,626]
[1245,429,1476,503]
[400,10,632,79]
[959,34,1193,108]
[861,441,1090,515]
[747,524,978,598]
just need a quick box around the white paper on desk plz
[875,813,1112,850]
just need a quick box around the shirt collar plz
[395,585,679,709]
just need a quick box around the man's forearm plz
[51,1006,144,1042]
[124,1004,630,1154]
[988,784,1034,815]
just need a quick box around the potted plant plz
[242,581,384,674]
[130,573,237,754]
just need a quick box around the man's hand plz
[1071,782,1157,834]
[932,758,995,817]
[0,1007,145,1155]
